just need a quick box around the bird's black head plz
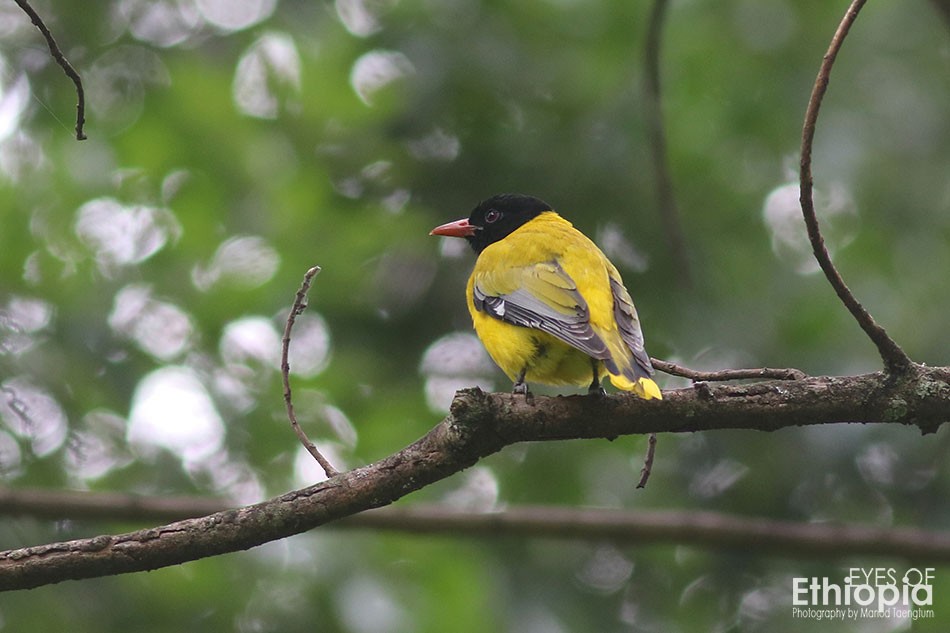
[430,193,553,254]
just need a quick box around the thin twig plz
[281,266,339,478]
[644,0,691,287]
[799,0,912,375]
[652,358,807,382]
[13,0,86,140]
[636,432,657,488]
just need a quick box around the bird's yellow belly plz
[472,310,603,387]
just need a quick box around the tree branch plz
[2,367,949,591]
[343,506,950,562]
[931,0,950,32]
[799,0,912,374]
[0,488,227,523]
[643,0,691,287]
[13,0,87,140]
[3,488,950,563]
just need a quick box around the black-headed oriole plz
[431,194,661,399]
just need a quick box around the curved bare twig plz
[13,0,86,140]
[281,266,339,478]
[798,0,912,374]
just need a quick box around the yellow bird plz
[431,194,661,399]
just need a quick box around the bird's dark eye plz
[484,209,502,224]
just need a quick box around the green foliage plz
[0,0,948,630]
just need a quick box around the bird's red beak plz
[430,218,476,238]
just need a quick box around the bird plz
[430,193,662,400]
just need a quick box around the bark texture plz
[2,366,948,591]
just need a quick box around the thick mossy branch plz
[458,365,948,440]
[1,365,949,591]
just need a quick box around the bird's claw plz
[587,385,607,397]
[512,380,534,404]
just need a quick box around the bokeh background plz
[1,0,949,630]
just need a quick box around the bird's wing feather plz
[471,261,609,359]
[608,274,654,379]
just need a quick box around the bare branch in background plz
[2,367,949,591]
[3,488,950,562]
[644,0,691,287]
[930,0,950,31]
[343,506,950,562]
[798,0,913,374]
[281,266,339,478]
[13,0,87,140]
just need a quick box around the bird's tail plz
[608,373,663,400]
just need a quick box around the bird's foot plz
[588,361,606,398]
[588,373,606,398]
[587,384,607,398]
[512,380,534,404]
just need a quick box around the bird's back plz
[469,212,653,388]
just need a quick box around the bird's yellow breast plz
[467,306,603,386]
[465,212,618,387]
